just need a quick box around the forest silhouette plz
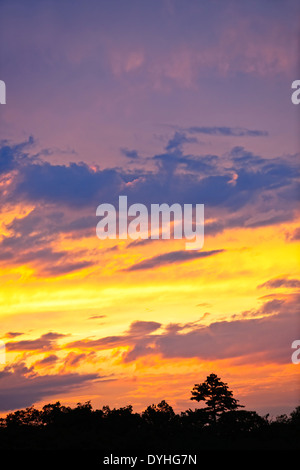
[0,374,299,454]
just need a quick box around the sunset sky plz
[0,0,299,418]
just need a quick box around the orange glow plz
[1,214,299,414]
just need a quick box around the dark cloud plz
[185,126,268,137]
[63,215,97,233]
[0,361,102,411]
[40,260,94,277]
[0,206,96,276]
[0,239,94,277]
[0,144,17,175]
[150,310,297,364]
[3,332,23,339]
[15,162,123,208]
[34,354,59,367]
[103,244,119,252]
[6,208,61,238]
[120,148,140,159]
[0,251,14,261]
[288,227,300,241]
[5,207,96,240]
[63,351,94,368]
[230,146,267,166]
[67,320,161,350]
[65,294,300,366]
[165,132,197,151]
[258,278,300,289]
[153,150,218,175]
[1,138,299,241]
[88,315,107,320]
[260,298,284,314]
[6,332,65,352]
[0,138,122,207]
[0,136,35,175]
[17,248,66,265]
[127,238,158,248]
[124,249,225,271]
[68,335,128,350]
[127,321,161,335]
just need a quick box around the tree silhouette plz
[0,383,299,452]
[190,373,243,424]
[142,400,175,427]
[5,406,42,427]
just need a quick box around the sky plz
[0,0,299,417]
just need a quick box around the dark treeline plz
[0,374,299,452]
[0,400,299,451]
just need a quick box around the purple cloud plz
[258,278,300,289]
[124,249,225,271]
[0,361,103,411]
[65,294,300,366]
[6,332,65,352]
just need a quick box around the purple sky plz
[1,0,299,167]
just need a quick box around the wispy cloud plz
[120,148,141,160]
[165,131,198,151]
[6,332,65,352]
[0,361,103,411]
[258,277,300,289]
[184,126,268,137]
[127,320,162,335]
[124,249,225,271]
[64,294,300,365]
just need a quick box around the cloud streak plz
[65,294,300,365]
[6,332,65,352]
[258,278,300,289]
[124,249,225,271]
[0,361,102,411]
[184,126,268,137]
